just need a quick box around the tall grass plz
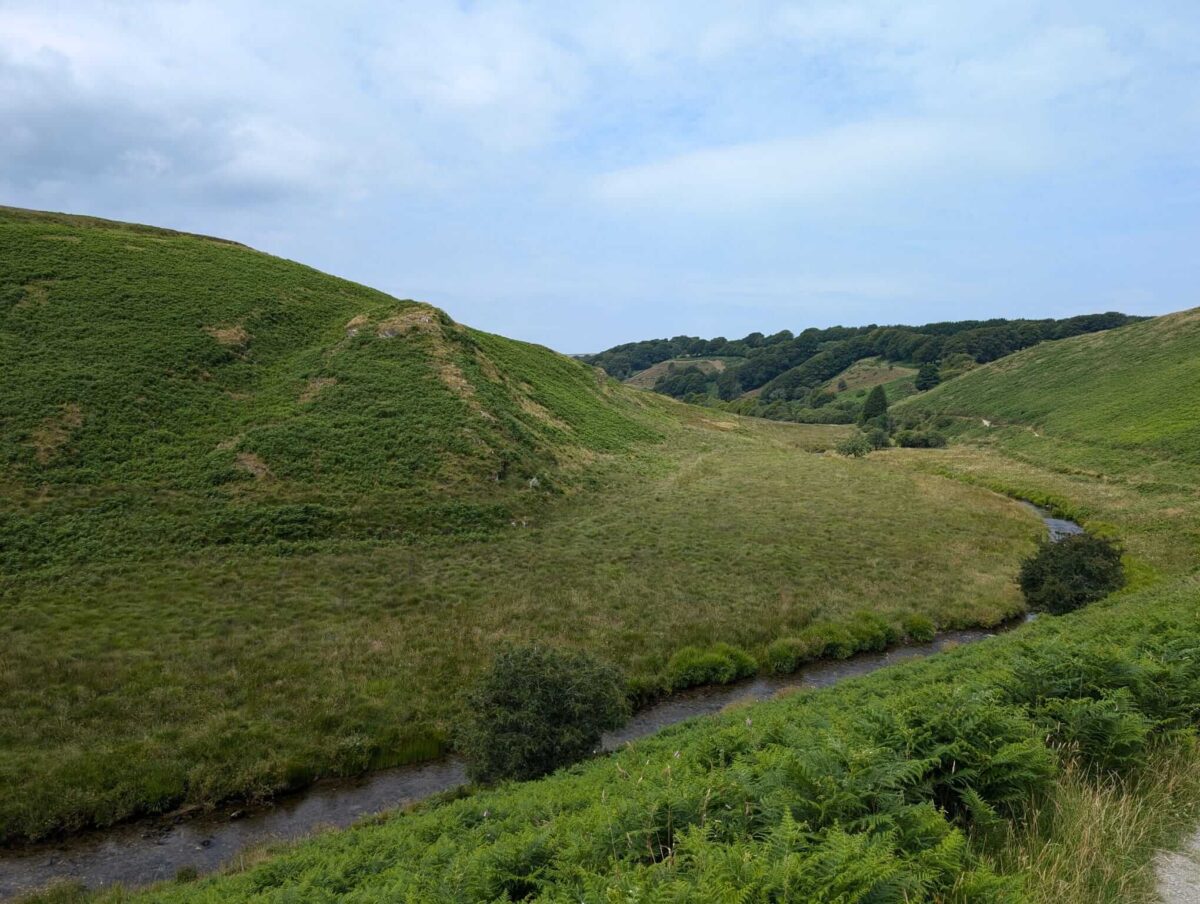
[985,740,1200,903]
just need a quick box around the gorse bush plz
[458,645,629,783]
[665,643,757,691]
[1018,534,1125,615]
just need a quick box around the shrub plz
[894,429,948,448]
[835,433,872,458]
[865,427,890,449]
[666,643,757,691]
[459,645,629,783]
[901,614,937,643]
[915,361,941,391]
[1018,534,1125,615]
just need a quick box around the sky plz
[2,2,1198,352]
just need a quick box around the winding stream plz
[0,503,1080,900]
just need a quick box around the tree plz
[459,645,629,783]
[859,384,888,424]
[1018,534,1125,615]
[915,361,941,391]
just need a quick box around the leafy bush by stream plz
[1018,534,1125,615]
[458,645,629,783]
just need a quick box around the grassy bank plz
[39,573,1200,903]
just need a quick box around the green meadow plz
[0,209,1041,844]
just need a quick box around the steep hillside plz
[901,309,1200,463]
[0,207,657,568]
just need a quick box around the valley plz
[3,208,1198,904]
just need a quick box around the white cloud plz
[595,118,1040,209]
[368,2,584,150]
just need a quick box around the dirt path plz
[1157,828,1200,903]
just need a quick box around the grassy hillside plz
[57,308,1200,904]
[824,356,917,394]
[901,309,1200,463]
[0,207,660,571]
[0,209,1044,844]
[624,357,733,390]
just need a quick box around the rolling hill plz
[0,206,658,570]
[899,308,1200,463]
[76,305,1200,904]
[0,208,1048,846]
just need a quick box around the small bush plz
[865,427,890,450]
[666,643,757,691]
[459,645,629,783]
[1018,534,1125,615]
[835,433,872,458]
[902,614,937,643]
[894,429,948,449]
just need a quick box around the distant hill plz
[587,312,1145,424]
[0,207,658,568]
[899,308,1200,463]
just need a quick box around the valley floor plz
[0,414,1041,845]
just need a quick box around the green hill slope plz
[0,207,656,568]
[900,309,1200,462]
[0,208,1054,844]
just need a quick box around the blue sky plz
[2,1,1198,351]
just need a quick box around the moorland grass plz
[0,209,1045,843]
[902,307,1200,464]
[60,308,1196,904]
[0,416,1040,842]
[51,573,1200,904]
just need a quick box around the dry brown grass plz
[234,452,273,480]
[30,403,83,463]
[203,324,250,347]
[299,377,337,404]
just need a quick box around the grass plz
[8,207,1200,901]
[902,307,1200,464]
[825,356,918,395]
[983,740,1200,904]
[38,572,1200,904]
[0,415,1040,843]
[0,209,1044,844]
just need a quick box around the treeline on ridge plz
[583,313,1141,423]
